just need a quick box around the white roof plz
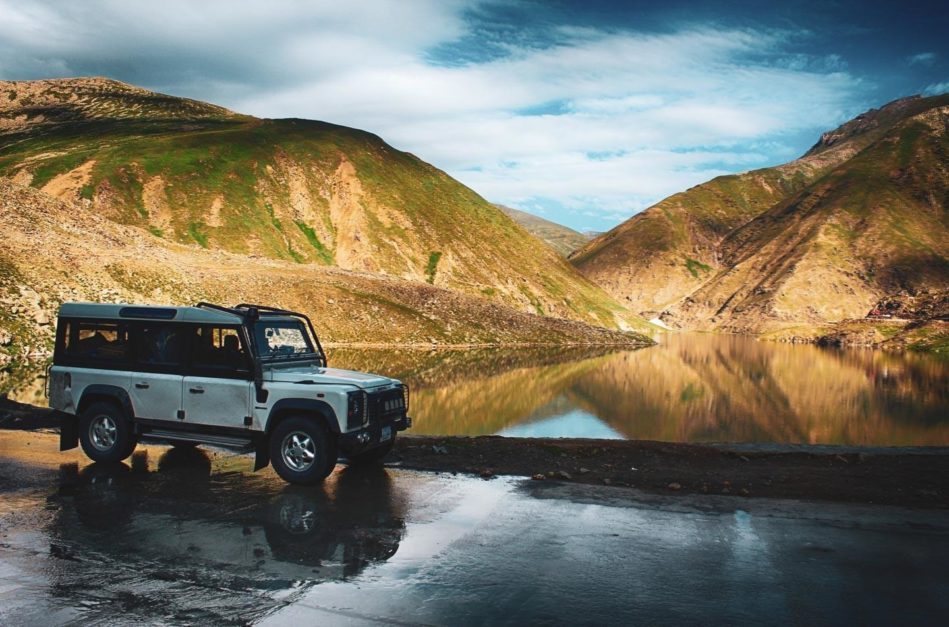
[58,302,244,324]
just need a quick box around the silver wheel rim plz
[89,414,118,451]
[281,431,317,472]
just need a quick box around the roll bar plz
[195,302,327,367]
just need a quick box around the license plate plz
[380,426,392,442]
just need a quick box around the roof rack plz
[195,302,243,317]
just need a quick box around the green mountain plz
[0,77,640,331]
[496,205,590,257]
[570,94,949,334]
[0,176,652,371]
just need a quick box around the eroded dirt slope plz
[0,178,652,366]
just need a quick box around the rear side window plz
[134,324,184,369]
[62,321,130,366]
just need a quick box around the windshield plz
[252,320,320,362]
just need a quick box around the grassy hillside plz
[0,177,653,370]
[667,100,948,332]
[0,78,641,332]
[496,205,590,257]
[570,95,949,319]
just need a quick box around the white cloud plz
[0,0,865,231]
[923,80,949,96]
[908,52,936,66]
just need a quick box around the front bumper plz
[340,413,411,453]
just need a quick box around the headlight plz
[402,384,409,411]
[347,390,367,430]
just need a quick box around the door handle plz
[189,387,205,394]
[135,382,150,389]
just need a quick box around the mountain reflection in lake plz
[4,334,948,446]
[330,334,949,446]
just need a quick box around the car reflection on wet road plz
[1,431,948,625]
[0,436,407,624]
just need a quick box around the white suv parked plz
[48,302,411,484]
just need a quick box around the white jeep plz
[48,302,411,484]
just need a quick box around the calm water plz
[4,334,948,446]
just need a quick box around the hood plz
[265,365,394,388]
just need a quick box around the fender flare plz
[266,399,340,434]
[77,384,135,418]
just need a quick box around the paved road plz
[1,431,948,625]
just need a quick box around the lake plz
[3,334,947,446]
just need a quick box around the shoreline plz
[2,398,946,510]
[0,341,652,370]
[4,321,947,364]
[393,435,948,509]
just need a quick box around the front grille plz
[367,386,406,424]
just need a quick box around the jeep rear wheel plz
[270,417,338,485]
[79,401,137,463]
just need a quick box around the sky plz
[1,1,947,232]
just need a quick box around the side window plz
[134,324,184,370]
[189,326,250,377]
[65,321,130,366]
[55,320,72,363]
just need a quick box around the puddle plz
[1,431,948,625]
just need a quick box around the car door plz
[182,325,253,429]
[128,322,184,422]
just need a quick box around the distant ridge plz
[496,204,590,257]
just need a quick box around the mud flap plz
[59,413,79,451]
[254,438,270,472]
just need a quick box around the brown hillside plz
[0,78,640,332]
[0,178,653,367]
[666,103,949,332]
[570,95,949,320]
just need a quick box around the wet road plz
[1,432,948,625]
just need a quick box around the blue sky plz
[1,0,946,232]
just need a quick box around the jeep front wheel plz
[270,417,338,485]
[78,401,137,463]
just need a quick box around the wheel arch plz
[256,400,340,474]
[77,385,135,419]
[266,399,340,436]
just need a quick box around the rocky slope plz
[666,98,948,333]
[0,78,637,331]
[496,205,590,257]
[0,178,653,370]
[570,95,949,330]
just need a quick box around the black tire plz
[346,437,395,466]
[78,401,137,463]
[269,416,338,485]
